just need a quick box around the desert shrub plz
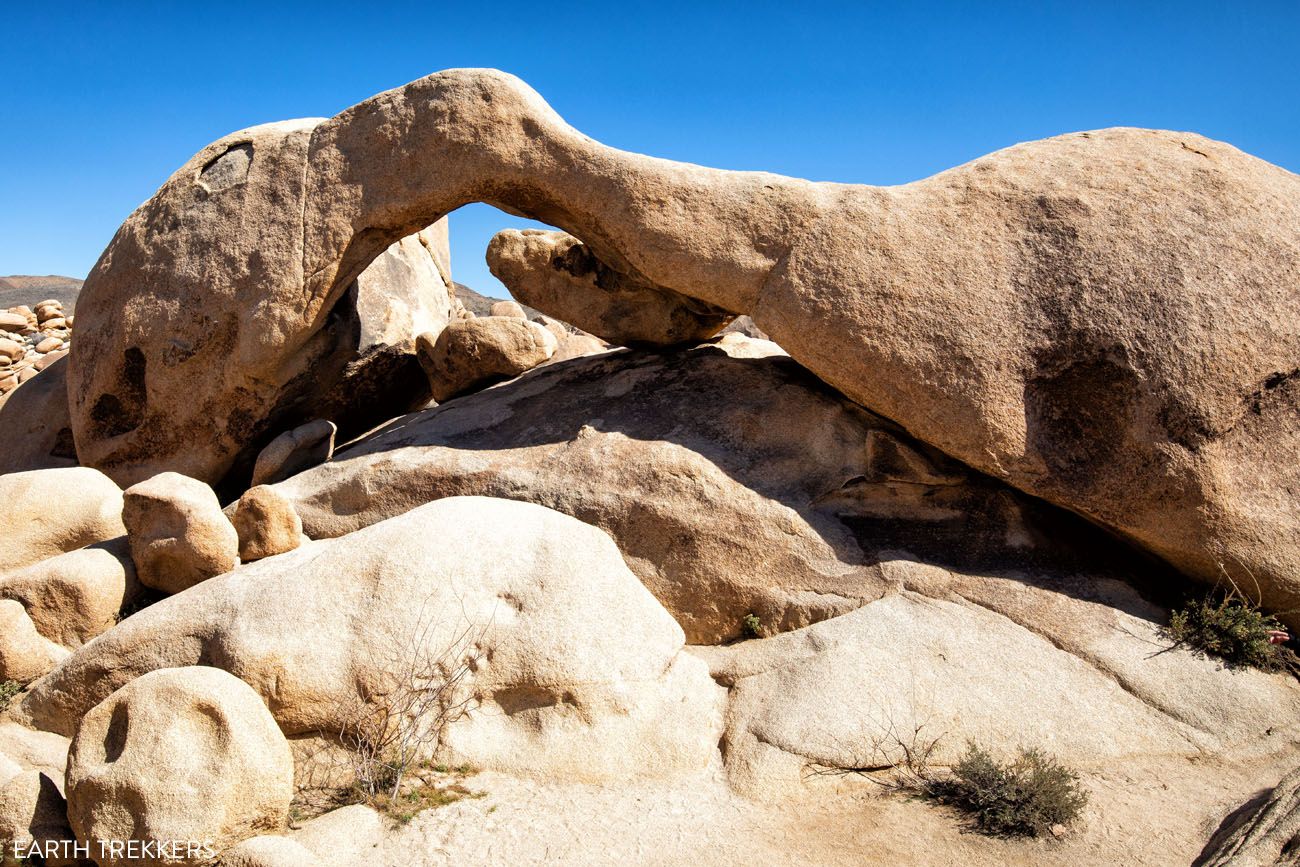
[1167,589,1289,670]
[928,743,1088,837]
[741,613,763,639]
[0,680,20,712]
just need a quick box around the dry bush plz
[293,600,487,821]
[928,743,1088,837]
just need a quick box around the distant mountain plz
[0,275,83,311]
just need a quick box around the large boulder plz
[487,229,733,345]
[122,472,238,594]
[0,468,125,571]
[0,355,77,475]
[21,497,722,786]
[415,316,557,401]
[68,117,454,490]
[0,537,140,648]
[68,67,1300,614]
[65,666,293,866]
[697,559,1300,798]
[264,339,1140,644]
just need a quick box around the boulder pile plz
[1,69,1298,866]
[0,299,71,403]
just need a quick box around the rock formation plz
[122,472,239,594]
[65,666,294,866]
[69,70,1300,619]
[267,337,1141,643]
[415,315,557,401]
[2,67,1299,866]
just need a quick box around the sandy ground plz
[286,749,1289,866]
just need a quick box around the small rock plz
[490,299,527,318]
[33,349,67,372]
[0,312,26,331]
[232,486,303,561]
[38,317,66,331]
[0,338,23,362]
[251,419,337,487]
[123,472,239,594]
[34,337,62,354]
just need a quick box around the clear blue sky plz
[2,1,1297,298]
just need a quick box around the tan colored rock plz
[66,666,294,866]
[532,314,569,342]
[0,723,70,786]
[489,299,525,318]
[416,316,557,402]
[0,770,78,867]
[488,229,734,346]
[232,486,303,561]
[0,312,26,331]
[250,419,336,487]
[0,468,125,570]
[0,338,22,362]
[0,354,77,474]
[33,337,62,353]
[696,564,1300,800]
[16,367,35,384]
[122,472,238,594]
[218,835,318,867]
[0,537,140,648]
[0,600,69,684]
[268,339,1116,644]
[24,498,722,787]
[547,332,609,364]
[70,69,1300,617]
[1197,764,1300,867]
[68,112,453,489]
[38,318,66,331]
[32,348,66,372]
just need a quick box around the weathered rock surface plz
[23,498,722,786]
[0,770,78,866]
[218,835,319,867]
[231,486,303,561]
[1197,764,1300,867]
[488,299,525,319]
[0,355,78,474]
[65,666,293,866]
[265,339,1142,643]
[415,316,556,402]
[250,419,337,487]
[695,559,1300,799]
[0,468,124,571]
[122,472,238,594]
[0,537,140,648]
[68,116,453,489]
[72,69,1300,614]
[0,599,69,684]
[488,228,734,346]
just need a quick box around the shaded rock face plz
[415,316,556,402]
[269,339,1159,644]
[70,68,1300,616]
[0,355,77,474]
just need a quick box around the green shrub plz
[741,613,762,639]
[1167,590,1289,670]
[928,744,1088,837]
[0,680,20,712]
